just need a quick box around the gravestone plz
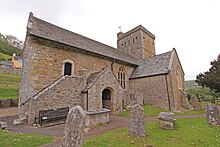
[0,121,7,129]
[129,92,144,106]
[158,112,176,130]
[126,92,143,111]
[192,96,202,111]
[128,104,146,138]
[61,106,86,147]
[206,103,220,127]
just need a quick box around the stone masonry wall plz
[117,26,155,60]
[19,35,134,118]
[129,75,170,110]
[28,76,85,124]
[87,68,124,112]
[169,50,188,111]
[0,67,22,75]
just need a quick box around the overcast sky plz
[0,0,219,80]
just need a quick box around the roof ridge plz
[29,14,138,65]
[32,16,118,51]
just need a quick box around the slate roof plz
[86,71,102,87]
[26,13,178,79]
[83,68,110,92]
[130,51,173,79]
[27,13,137,65]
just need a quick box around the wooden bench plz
[39,107,69,126]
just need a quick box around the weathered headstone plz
[129,92,143,106]
[61,106,86,147]
[192,96,202,111]
[158,112,176,130]
[128,104,146,138]
[206,103,220,127]
[0,121,7,129]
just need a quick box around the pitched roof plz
[27,13,138,66]
[130,50,173,79]
[86,71,103,88]
[83,67,116,92]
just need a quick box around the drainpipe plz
[86,92,88,111]
[165,74,171,110]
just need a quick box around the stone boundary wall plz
[0,99,18,108]
[0,67,21,75]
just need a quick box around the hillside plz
[0,33,23,60]
[0,39,23,58]
[185,80,198,88]
[0,52,11,61]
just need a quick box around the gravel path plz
[0,107,206,147]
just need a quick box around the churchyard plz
[0,73,219,146]
[1,104,219,146]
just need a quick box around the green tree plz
[0,40,23,56]
[196,54,220,93]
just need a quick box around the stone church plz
[19,13,190,125]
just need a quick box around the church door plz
[102,89,111,109]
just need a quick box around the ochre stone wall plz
[169,51,188,111]
[28,76,85,124]
[117,26,155,60]
[142,32,155,58]
[129,75,170,110]
[19,35,134,118]
[117,31,142,57]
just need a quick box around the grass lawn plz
[83,118,220,147]
[0,129,54,147]
[0,73,21,99]
[118,104,205,117]
[0,52,11,61]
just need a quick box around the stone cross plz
[61,106,86,147]
[128,104,146,138]
[206,103,220,127]
[129,92,143,106]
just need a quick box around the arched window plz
[62,59,74,76]
[118,66,126,89]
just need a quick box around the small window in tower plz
[121,43,123,46]
[136,37,138,39]
[133,38,135,44]
[125,42,126,47]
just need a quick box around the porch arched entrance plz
[102,88,112,109]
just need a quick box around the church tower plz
[117,25,156,60]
